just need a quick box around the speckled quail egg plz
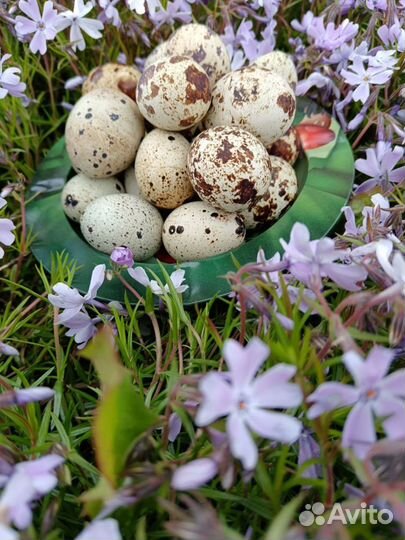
[144,41,170,69]
[253,51,298,88]
[238,156,298,229]
[82,63,142,101]
[136,56,211,131]
[204,65,296,146]
[61,173,124,222]
[188,126,272,212]
[165,24,231,85]
[80,194,162,260]
[267,127,301,165]
[162,201,246,262]
[124,166,143,198]
[135,129,194,209]
[65,88,144,178]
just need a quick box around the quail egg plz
[165,23,231,85]
[144,41,170,69]
[253,51,298,88]
[204,65,296,146]
[80,194,162,259]
[238,156,298,229]
[267,127,301,165]
[135,129,194,209]
[124,166,143,198]
[188,126,272,212]
[61,173,124,222]
[136,56,211,131]
[162,201,246,262]
[65,88,144,178]
[82,63,141,101]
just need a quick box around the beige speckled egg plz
[124,166,143,198]
[165,24,231,85]
[65,88,144,178]
[61,173,124,222]
[144,42,170,69]
[135,129,194,209]
[80,194,162,260]
[267,127,301,165]
[253,51,298,88]
[136,56,211,131]
[188,126,272,212]
[162,201,246,262]
[204,65,296,146]
[238,156,298,229]
[82,63,141,101]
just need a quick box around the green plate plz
[26,97,354,305]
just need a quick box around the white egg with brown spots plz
[135,129,194,209]
[267,127,301,165]
[65,88,144,178]
[144,41,170,69]
[80,194,162,260]
[124,166,143,198]
[253,51,298,88]
[238,156,298,229]
[82,63,141,101]
[204,65,296,146]
[136,56,211,131]
[188,126,272,212]
[61,173,124,222]
[162,201,246,262]
[165,23,231,85]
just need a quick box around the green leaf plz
[81,326,127,392]
[93,375,158,486]
[264,494,305,540]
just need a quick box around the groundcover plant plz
[0,0,405,539]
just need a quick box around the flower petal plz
[195,373,233,426]
[171,458,218,490]
[307,382,359,418]
[227,413,258,470]
[246,408,302,443]
[223,338,269,390]
[342,402,376,458]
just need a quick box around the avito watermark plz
[299,502,394,527]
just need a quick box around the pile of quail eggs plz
[62,23,300,263]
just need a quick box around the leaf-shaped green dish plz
[27,97,354,305]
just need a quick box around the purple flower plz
[341,57,394,104]
[168,412,182,442]
[378,20,405,52]
[149,0,192,28]
[309,18,359,51]
[280,223,368,291]
[64,75,87,90]
[98,0,121,27]
[48,264,105,323]
[0,455,64,529]
[110,246,134,268]
[15,0,61,55]
[127,0,159,14]
[0,342,19,356]
[128,267,188,295]
[298,429,322,479]
[296,72,340,98]
[0,387,54,408]
[0,54,26,99]
[75,519,122,540]
[307,346,405,458]
[343,194,390,238]
[354,141,405,193]
[63,310,101,349]
[195,338,303,470]
[0,197,16,259]
[56,0,103,52]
